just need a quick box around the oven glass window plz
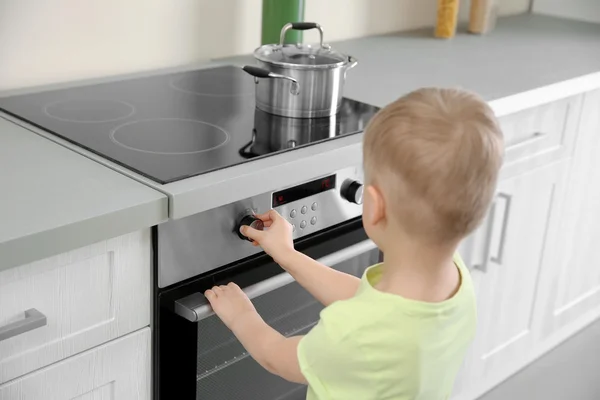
[194,247,380,400]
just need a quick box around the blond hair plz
[363,88,504,243]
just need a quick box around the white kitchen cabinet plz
[455,160,567,393]
[0,230,151,383]
[534,89,600,342]
[0,327,150,400]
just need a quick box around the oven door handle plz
[174,239,377,322]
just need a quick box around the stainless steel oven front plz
[154,166,381,400]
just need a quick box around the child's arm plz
[241,210,361,306]
[278,250,361,306]
[205,283,307,384]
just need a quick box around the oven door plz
[156,219,380,400]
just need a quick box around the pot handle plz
[239,129,260,159]
[346,55,358,70]
[344,55,358,80]
[242,65,300,96]
[279,22,328,49]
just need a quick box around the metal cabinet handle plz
[490,192,512,265]
[473,201,496,273]
[0,308,47,342]
[175,240,377,322]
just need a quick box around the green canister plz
[261,0,305,45]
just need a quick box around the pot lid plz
[256,44,347,66]
[254,22,348,68]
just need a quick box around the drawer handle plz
[175,240,377,322]
[0,308,47,342]
[511,131,547,149]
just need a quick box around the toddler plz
[205,87,504,399]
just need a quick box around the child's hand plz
[240,210,295,264]
[205,282,258,330]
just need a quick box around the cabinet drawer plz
[499,95,582,168]
[0,230,151,384]
[0,328,150,400]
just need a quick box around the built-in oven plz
[154,166,380,400]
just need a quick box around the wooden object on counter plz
[435,0,460,38]
[469,0,498,34]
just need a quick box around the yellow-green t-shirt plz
[297,254,477,400]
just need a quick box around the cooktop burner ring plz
[43,99,136,123]
[169,74,254,98]
[109,118,230,155]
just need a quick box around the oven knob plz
[342,180,364,205]
[236,214,264,241]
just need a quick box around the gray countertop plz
[332,14,600,108]
[1,13,599,270]
[0,117,168,271]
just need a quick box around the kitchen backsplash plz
[0,0,529,91]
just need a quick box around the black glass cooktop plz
[0,66,379,184]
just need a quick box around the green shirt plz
[297,255,476,400]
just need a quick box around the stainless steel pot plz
[242,22,358,119]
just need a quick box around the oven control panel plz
[158,166,364,288]
[237,166,364,241]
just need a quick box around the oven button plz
[236,214,264,241]
[341,180,364,205]
[301,206,308,214]
[291,224,296,232]
[311,202,318,211]
[290,209,297,218]
[300,220,307,229]
[310,216,317,225]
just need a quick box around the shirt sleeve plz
[297,304,363,398]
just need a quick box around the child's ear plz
[364,185,385,226]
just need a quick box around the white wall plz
[0,0,530,91]
[533,0,600,24]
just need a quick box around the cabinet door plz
[461,160,566,386]
[535,89,600,340]
[0,230,151,384]
[0,328,150,400]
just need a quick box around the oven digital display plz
[272,175,337,207]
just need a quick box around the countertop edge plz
[487,71,600,116]
[0,195,168,272]
[168,135,364,218]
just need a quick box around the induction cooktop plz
[0,66,379,184]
